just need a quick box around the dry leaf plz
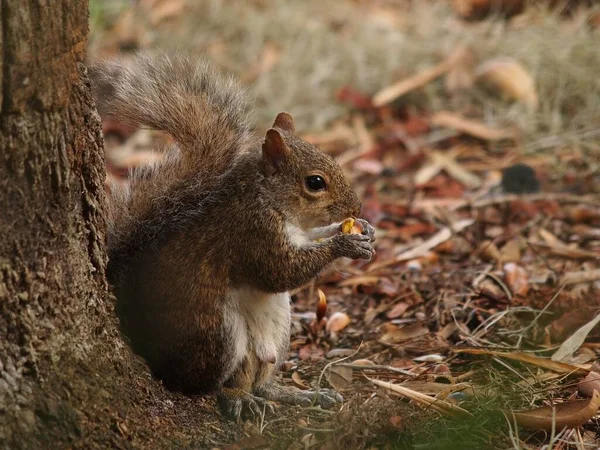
[552,314,600,362]
[352,359,376,366]
[477,240,501,262]
[327,365,353,390]
[387,302,409,319]
[500,240,521,263]
[291,372,310,390]
[453,0,525,20]
[455,349,590,375]
[578,372,600,398]
[537,229,600,260]
[381,323,429,344]
[326,312,351,333]
[510,390,600,431]
[373,47,469,106]
[316,289,327,322]
[476,57,538,110]
[560,269,600,286]
[504,263,529,297]
[225,434,270,450]
[371,220,475,272]
[430,111,516,141]
[298,343,325,361]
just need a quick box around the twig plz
[339,363,415,376]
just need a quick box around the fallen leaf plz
[381,323,429,344]
[387,302,409,319]
[504,263,529,297]
[327,365,353,390]
[452,0,525,20]
[413,354,445,363]
[477,240,501,262]
[291,372,310,390]
[476,57,537,109]
[552,314,600,361]
[326,312,351,333]
[578,372,600,398]
[225,434,270,450]
[373,47,469,106]
[560,269,600,286]
[430,111,516,141]
[510,390,600,431]
[500,240,521,263]
[370,219,475,271]
[299,344,325,361]
[352,359,376,366]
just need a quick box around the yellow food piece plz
[341,218,356,234]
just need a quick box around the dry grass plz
[90,0,600,152]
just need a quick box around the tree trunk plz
[0,2,226,448]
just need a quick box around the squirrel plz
[91,53,376,420]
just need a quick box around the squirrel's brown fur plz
[92,53,375,420]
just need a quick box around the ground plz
[86,1,600,448]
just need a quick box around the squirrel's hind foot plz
[217,387,275,422]
[256,383,343,410]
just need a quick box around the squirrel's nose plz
[352,203,362,217]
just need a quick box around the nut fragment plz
[341,218,356,234]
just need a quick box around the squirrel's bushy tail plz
[92,53,255,281]
[92,53,253,175]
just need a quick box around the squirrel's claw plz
[310,388,343,409]
[218,388,274,422]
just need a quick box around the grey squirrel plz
[91,53,376,420]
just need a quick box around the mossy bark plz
[0,2,227,448]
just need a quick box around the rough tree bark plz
[0,2,225,448]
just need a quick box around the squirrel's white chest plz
[222,288,291,374]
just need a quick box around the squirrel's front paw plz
[355,218,376,242]
[332,233,375,261]
[217,388,275,422]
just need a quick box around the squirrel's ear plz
[272,112,296,134]
[262,128,290,175]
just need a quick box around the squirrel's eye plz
[305,175,326,191]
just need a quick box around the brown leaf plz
[352,359,376,366]
[291,372,310,390]
[578,372,600,398]
[327,365,353,391]
[381,323,429,344]
[477,240,501,262]
[500,239,521,263]
[386,302,409,319]
[430,111,516,141]
[504,263,529,297]
[372,47,469,106]
[452,0,525,20]
[225,434,270,450]
[476,57,537,109]
[326,312,351,333]
[511,390,600,431]
[298,344,325,361]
